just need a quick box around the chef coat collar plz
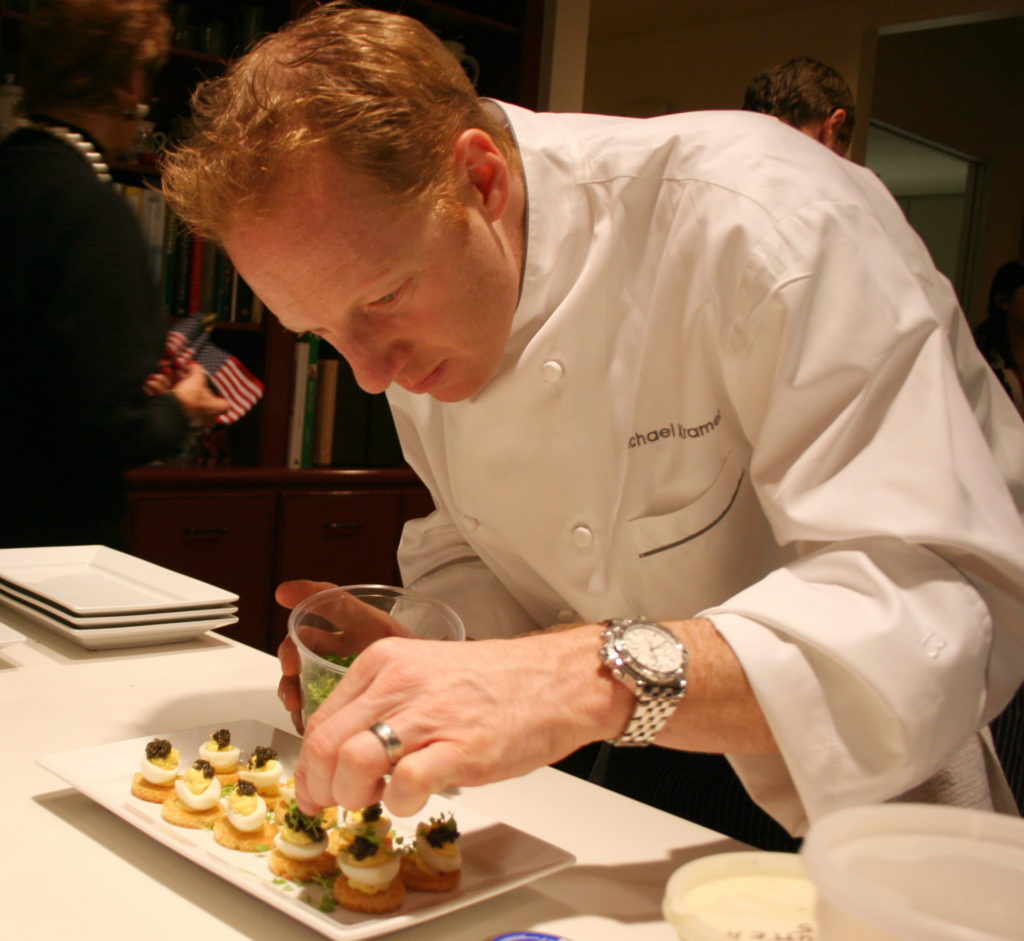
[484,101,583,348]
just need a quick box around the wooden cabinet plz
[128,489,277,650]
[126,466,433,652]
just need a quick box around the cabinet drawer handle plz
[324,522,362,538]
[184,526,228,537]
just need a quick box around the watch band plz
[600,617,688,747]
[612,681,686,746]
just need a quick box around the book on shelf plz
[365,392,404,466]
[171,229,192,317]
[300,336,321,468]
[119,183,167,283]
[114,173,263,324]
[318,357,403,468]
[286,335,320,469]
[280,344,406,470]
[330,356,372,466]
[118,181,144,219]
[186,234,207,315]
[213,252,235,321]
[141,188,167,284]
[286,337,311,469]
[231,271,255,323]
[160,201,181,317]
[313,357,340,467]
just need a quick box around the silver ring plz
[368,721,404,765]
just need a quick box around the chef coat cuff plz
[706,611,828,836]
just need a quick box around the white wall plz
[579,0,1024,319]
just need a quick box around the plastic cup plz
[287,584,465,727]
[662,850,815,940]
[800,802,1024,940]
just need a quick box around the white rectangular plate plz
[0,620,24,649]
[0,545,238,614]
[37,720,576,941]
[0,594,236,649]
[0,580,237,625]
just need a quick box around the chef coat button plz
[571,525,593,548]
[556,606,577,622]
[463,515,479,532]
[540,359,564,383]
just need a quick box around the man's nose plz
[330,335,405,395]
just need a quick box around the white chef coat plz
[387,104,1024,835]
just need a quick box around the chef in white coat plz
[162,4,1024,846]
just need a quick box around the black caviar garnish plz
[425,816,460,848]
[235,779,258,797]
[212,729,231,749]
[248,745,277,769]
[193,759,215,778]
[284,801,325,841]
[145,738,172,760]
[362,802,383,822]
[349,834,379,861]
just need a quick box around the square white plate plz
[0,580,237,625]
[0,545,238,614]
[37,720,576,941]
[0,593,236,650]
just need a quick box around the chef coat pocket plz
[628,452,744,560]
[622,452,777,615]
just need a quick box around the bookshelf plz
[3,0,548,650]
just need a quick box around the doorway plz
[867,12,1024,322]
[865,120,983,305]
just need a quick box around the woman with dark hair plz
[974,260,1024,416]
[0,0,227,548]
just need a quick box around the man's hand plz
[293,623,626,818]
[288,613,778,819]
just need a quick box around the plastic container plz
[662,850,816,940]
[486,934,574,941]
[288,584,465,725]
[800,802,1024,940]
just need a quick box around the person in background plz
[162,3,1024,850]
[973,259,1024,813]
[974,260,1024,417]
[0,0,228,550]
[742,55,855,157]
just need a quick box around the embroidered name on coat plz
[628,409,721,449]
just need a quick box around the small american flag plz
[163,313,264,425]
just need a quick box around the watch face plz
[622,623,684,677]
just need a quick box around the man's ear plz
[453,128,510,221]
[821,108,849,156]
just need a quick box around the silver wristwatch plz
[599,617,689,746]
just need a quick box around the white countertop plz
[0,604,744,941]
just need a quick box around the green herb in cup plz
[304,652,358,713]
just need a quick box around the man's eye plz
[371,285,402,306]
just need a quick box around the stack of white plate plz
[0,545,238,650]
